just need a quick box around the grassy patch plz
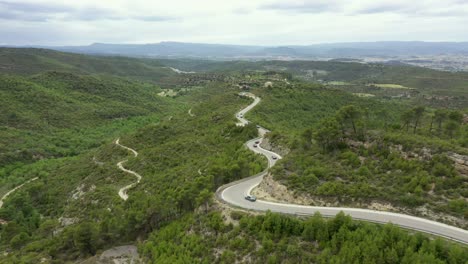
[369,83,414,89]
[353,93,375,97]
[327,81,350,85]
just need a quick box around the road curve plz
[217,93,468,244]
[188,108,195,117]
[0,177,38,208]
[115,138,142,201]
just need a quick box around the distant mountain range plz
[8,41,467,59]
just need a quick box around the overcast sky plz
[1,0,468,46]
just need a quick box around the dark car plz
[253,144,258,148]
[272,156,278,160]
[245,195,257,202]
[255,141,260,144]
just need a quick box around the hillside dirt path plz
[188,108,195,117]
[115,138,142,201]
[0,177,38,208]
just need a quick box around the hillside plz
[0,71,180,167]
[160,59,468,108]
[0,48,467,263]
[0,83,266,262]
[241,78,468,228]
[0,48,176,84]
[27,41,468,58]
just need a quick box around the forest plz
[0,48,466,263]
[246,79,467,228]
[141,210,468,263]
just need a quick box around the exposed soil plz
[252,174,467,228]
[79,245,142,264]
[259,137,290,157]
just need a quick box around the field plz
[368,83,414,89]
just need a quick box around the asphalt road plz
[218,93,468,244]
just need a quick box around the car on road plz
[253,144,258,148]
[255,140,260,144]
[272,156,278,160]
[245,195,257,202]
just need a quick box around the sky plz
[1,0,468,46]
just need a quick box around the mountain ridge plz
[17,41,468,58]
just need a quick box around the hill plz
[0,71,180,167]
[22,41,468,58]
[159,58,468,108]
[0,48,466,263]
[0,48,176,84]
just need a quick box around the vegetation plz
[0,48,466,262]
[244,80,467,226]
[0,48,176,83]
[161,58,468,108]
[0,80,266,262]
[141,210,468,263]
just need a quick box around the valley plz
[0,48,466,263]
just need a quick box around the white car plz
[245,195,257,202]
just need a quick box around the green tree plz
[448,111,463,123]
[444,121,459,139]
[401,110,414,133]
[73,222,99,255]
[314,117,342,151]
[434,109,448,135]
[412,106,425,134]
[196,189,212,213]
[301,128,313,150]
[336,105,362,135]
[9,232,29,249]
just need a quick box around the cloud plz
[259,0,341,13]
[0,0,72,21]
[0,1,72,13]
[0,0,468,46]
[356,3,409,14]
[66,7,121,21]
[133,15,178,22]
[0,11,48,22]
[354,1,468,17]
[232,8,252,15]
[0,1,178,22]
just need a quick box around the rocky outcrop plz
[98,245,141,264]
[447,152,468,176]
[252,174,302,204]
[389,144,433,161]
[260,137,290,157]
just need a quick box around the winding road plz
[188,108,195,117]
[217,93,468,244]
[0,177,38,209]
[115,138,142,201]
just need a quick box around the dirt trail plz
[115,139,142,201]
[0,177,38,208]
[188,108,195,117]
